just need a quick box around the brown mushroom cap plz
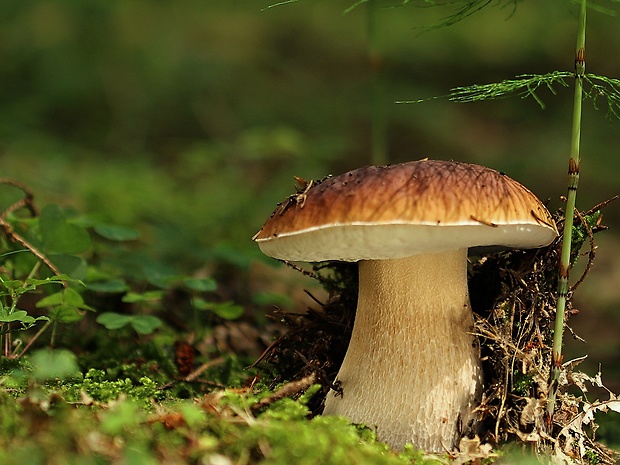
[254,159,558,262]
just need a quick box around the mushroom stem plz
[323,248,482,452]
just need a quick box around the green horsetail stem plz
[547,0,587,422]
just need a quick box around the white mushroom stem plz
[322,248,482,452]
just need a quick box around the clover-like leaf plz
[183,277,217,292]
[96,312,162,335]
[39,205,91,254]
[94,224,141,241]
[194,299,244,320]
[96,312,134,330]
[87,279,129,293]
[129,315,162,335]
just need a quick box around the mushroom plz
[253,159,558,452]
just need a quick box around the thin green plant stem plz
[368,0,388,165]
[26,260,41,282]
[547,0,587,421]
[17,319,52,358]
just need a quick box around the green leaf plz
[145,271,179,289]
[49,305,85,323]
[39,205,92,254]
[253,291,294,308]
[2,279,28,290]
[63,287,89,308]
[192,297,210,311]
[94,224,141,241]
[49,254,88,279]
[0,310,34,323]
[87,279,128,293]
[193,299,244,319]
[212,302,244,320]
[183,277,217,292]
[39,204,64,230]
[36,288,93,312]
[0,279,37,297]
[96,312,162,335]
[29,348,79,381]
[25,275,73,287]
[36,291,64,308]
[130,315,162,335]
[122,290,164,303]
[96,312,133,330]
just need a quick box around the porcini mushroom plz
[253,159,558,452]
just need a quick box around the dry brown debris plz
[468,203,619,463]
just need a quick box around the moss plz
[227,416,406,465]
[61,368,163,407]
[584,449,601,465]
[512,371,535,397]
[0,368,443,465]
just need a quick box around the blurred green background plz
[0,1,618,391]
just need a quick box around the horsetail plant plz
[547,0,587,422]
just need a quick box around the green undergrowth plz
[0,324,442,464]
[0,354,442,465]
[0,340,550,465]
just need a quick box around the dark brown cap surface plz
[254,159,558,262]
